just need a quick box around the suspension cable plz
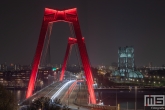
[34,23,53,92]
[40,22,53,67]
[69,23,82,71]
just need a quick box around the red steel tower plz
[59,37,78,81]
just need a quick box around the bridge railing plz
[120,108,144,110]
[89,104,118,110]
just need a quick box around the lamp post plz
[116,89,118,110]
[135,86,137,110]
[70,72,71,81]
[68,81,69,107]
[79,82,81,105]
[88,94,90,105]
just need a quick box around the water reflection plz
[10,90,26,102]
[96,88,165,110]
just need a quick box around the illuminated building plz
[112,46,143,79]
[0,63,7,71]
[0,68,55,89]
[118,46,135,77]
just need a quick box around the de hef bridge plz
[19,8,118,110]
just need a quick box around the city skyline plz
[0,0,165,66]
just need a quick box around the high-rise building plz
[112,46,143,79]
[118,46,134,77]
[0,63,7,71]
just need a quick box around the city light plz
[1,3,165,110]
[52,67,56,71]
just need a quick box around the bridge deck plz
[19,80,68,105]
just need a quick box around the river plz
[11,88,165,110]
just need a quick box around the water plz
[9,90,26,103]
[96,88,165,110]
[11,88,165,110]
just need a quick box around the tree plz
[0,84,18,110]
[28,97,71,110]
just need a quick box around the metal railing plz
[89,104,118,110]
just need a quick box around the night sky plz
[0,0,165,67]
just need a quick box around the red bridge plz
[26,8,96,104]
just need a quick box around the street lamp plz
[154,81,156,86]
[88,94,90,105]
[135,86,137,110]
[116,88,118,109]
[68,82,69,107]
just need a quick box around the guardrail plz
[89,104,118,110]
[120,108,144,110]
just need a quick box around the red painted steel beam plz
[59,37,77,81]
[26,21,49,98]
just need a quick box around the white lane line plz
[51,80,75,100]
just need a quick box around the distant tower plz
[118,46,134,77]
[149,62,152,67]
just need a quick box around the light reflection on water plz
[10,90,26,102]
[96,88,165,110]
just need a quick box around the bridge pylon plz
[59,37,78,81]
